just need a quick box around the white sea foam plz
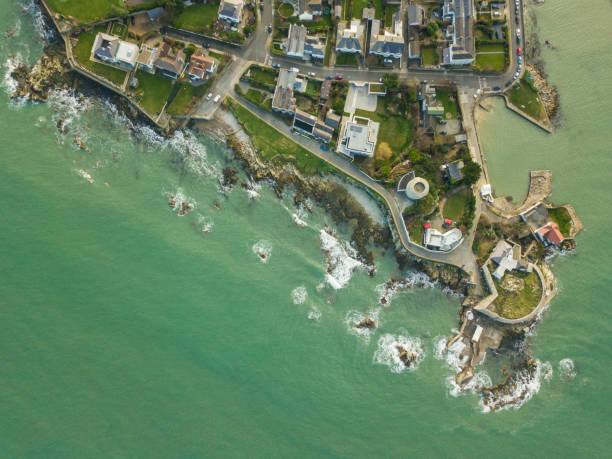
[291,286,307,304]
[479,359,551,413]
[243,178,261,199]
[373,333,425,373]
[291,204,309,227]
[3,54,22,99]
[21,0,56,43]
[319,229,368,289]
[48,88,92,135]
[252,240,272,264]
[375,271,463,306]
[308,309,322,321]
[558,358,576,379]
[75,169,94,183]
[165,187,196,215]
[345,308,381,343]
[197,214,214,233]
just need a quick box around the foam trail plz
[252,240,272,264]
[319,229,369,289]
[291,286,307,304]
[558,358,576,379]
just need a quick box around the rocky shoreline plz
[526,64,559,120]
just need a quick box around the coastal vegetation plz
[73,27,127,86]
[508,71,546,121]
[132,70,174,115]
[443,189,471,221]
[172,2,220,35]
[166,80,211,116]
[47,0,127,23]
[548,206,572,237]
[227,98,337,175]
[492,270,542,319]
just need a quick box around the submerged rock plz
[396,345,417,367]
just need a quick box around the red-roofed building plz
[535,222,564,246]
[187,49,217,82]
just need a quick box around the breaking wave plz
[198,214,214,233]
[21,0,56,43]
[373,333,425,373]
[375,271,463,306]
[252,240,272,264]
[345,308,381,343]
[3,54,22,100]
[291,286,307,304]
[165,187,196,216]
[319,229,369,289]
[558,358,576,379]
[308,309,322,321]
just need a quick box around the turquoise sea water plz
[1,0,611,456]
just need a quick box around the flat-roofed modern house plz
[408,4,424,26]
[442,0,475,65]
[368,13,405,63]
[335,20,365,55]
[293,109,317,134]
[272,68,300,115]
[187,49,217,82]
[337,116,380,157]
[218,0,244,24]
[154,43,186,79]
[92,32,139,70]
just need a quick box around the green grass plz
[47,0,127,23]
[244,65,278,88]
[474,52,506,72]
[421,46,438,66]
[355,100,414,155]
[73,26,127,86]
[476,42,505,53]
[443,189,470,221]
[172,2,220,34]
[369,83,385,93]
[335,52,359,66]
[548,207,572,237]
[342,0,350,20]
[304,80,321,99]
[435,89,459,119]
[133,70,174,115]
[166,80,213,116]
[508,73,546,121]
[279,2,294,17]
[492,270,542,320]
[227,98,337,175]
[407,216,426,245]
[385,4,398,25]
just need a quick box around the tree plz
[382,74,399,92]
[184,44,196,60]
[462,160,482,185]
[408,149,421,163]
[427,21,439,37]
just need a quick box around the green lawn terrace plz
[474,41,507,72]
[172,0,256,44]
[72,26,128,86]
[130,69,174,115]
[47,0,128,24]
[507,71,547,122]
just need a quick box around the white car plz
[513,72,519,80]
[308,72,316,77]
[516,28,521,36]
[213,94,221,103]
[206,93,212,101]
[473,88,481,99]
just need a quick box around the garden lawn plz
[246,65,278,88]
[407,216,426,245]
[421,46,438,66]
[47,0,126,23]
[134,70,174,115]
[335,53,358,66]
[476,42,505,53]
[435,89,459,119]
[443,189,470,221]
[166,80,212,116]
[508,73,546,121]
[352,0,383,19]
[474,52,505,71]
[173,2,220,34]
[548,207,572,237]
[227,99,337,175]
[73,27,127,86]
[492,271,542,320]
[355,101,414,154]
[279,3,294,17]
[385,4,398,25]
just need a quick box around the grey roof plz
[408,5,423,25]
[320,80,331,99]
[93,33,120,60]
[294,109,317,126]
[447,160,464,181]
[272,68,299,112]
[325,110,341,128]
[442,0,475,62]
[368,18,404,56]
[287,24,307,57]
[304,42,324,59]
[336,21,364,53]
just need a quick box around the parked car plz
[505,81,512,87]
[206,93,212,101]
[515,16,519,25]
[272,63,280,68]
[473,88,481,99]
[513,72,519,80]
[203,43,210,49]
[320,144,329,151]
[518,56,522,64]
[493,85,501,91]
[517,47,522,56]
[516,28,521,37]
[325,75,333,79]
[267,24,272,33]
[383,58,392,64]
[308,72,316,77]
[335,74,343,80]
[213,95,221,103]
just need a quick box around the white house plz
[424,227,463,251]
[218,0,244,24]
[442,0,475,66]
[337,116,380,157]
[91,32,139,70]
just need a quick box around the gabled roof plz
[336,21,364,52]
[154,43,185,74]
[537,222,564,245]
[93,33,120,60]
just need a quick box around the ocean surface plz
[1,0,610,456]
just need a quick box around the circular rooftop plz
[405,177,430,200]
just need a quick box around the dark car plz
[320,144,329,151]
[272,63,280,68]
[325,75,333,80]
[493,86,501,91]
[505,81,512,87]
[203,43,210,49]
[515,16,519,25]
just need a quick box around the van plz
[213,95,221,103]
[206,93,212,101]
